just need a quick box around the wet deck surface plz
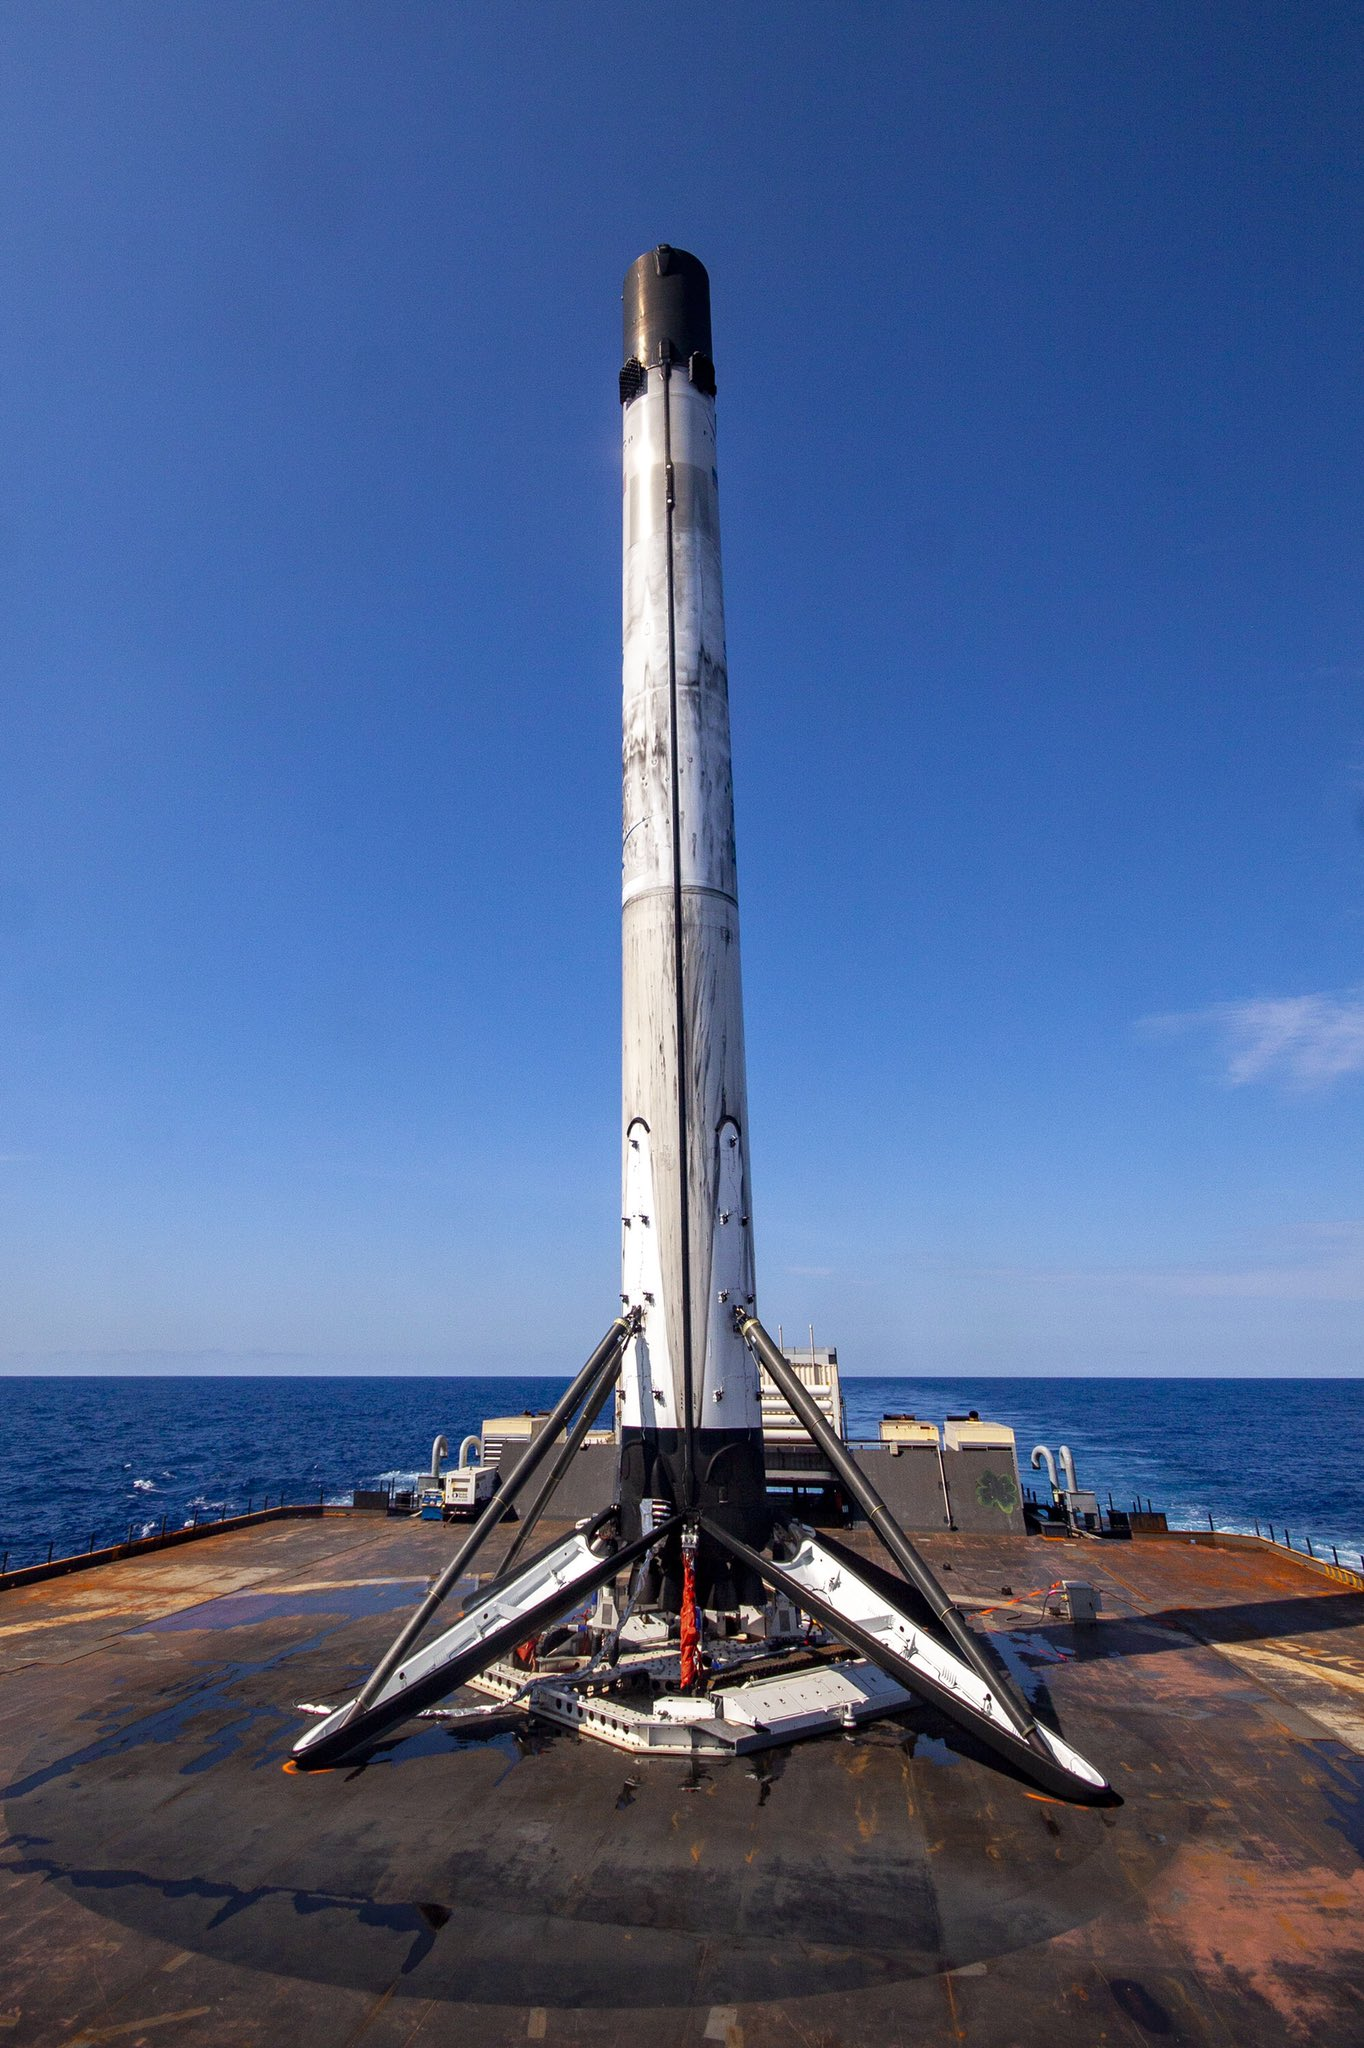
[2,1512,1363,2045]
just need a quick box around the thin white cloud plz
[1148,1222,1364,1302]
[1143,986,1364,1090]
[969,1222,1364,1305]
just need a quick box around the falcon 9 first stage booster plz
[616,246,770,1579]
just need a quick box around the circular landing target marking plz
[2,1620,1176,2011]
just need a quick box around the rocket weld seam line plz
[622,882,739,909]
[660,355,696,1504]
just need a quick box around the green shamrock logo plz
[975,1468,1019,1516]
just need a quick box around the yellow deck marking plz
[65,2006,211,2044]
[0,1609,130,1639]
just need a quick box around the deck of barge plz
[2,1510,1362,2047]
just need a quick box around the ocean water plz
[0,1374,1360,1575]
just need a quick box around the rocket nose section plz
[623,245,713,369]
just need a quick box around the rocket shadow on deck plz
[1055,1588,1364,1657]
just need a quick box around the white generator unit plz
[442,1465,497,1519]
[436,1436,499,1522]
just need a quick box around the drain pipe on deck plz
[1030,1446,1058,1496]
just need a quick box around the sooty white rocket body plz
[616,246,769,1560]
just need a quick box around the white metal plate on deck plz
[713,1662,912,1733]
[652,1695,720,1724]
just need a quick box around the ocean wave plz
[5,1372,1355,1577]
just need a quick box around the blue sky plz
[1,3,1361,1375]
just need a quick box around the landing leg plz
[292,1508,679,1767]
[327,1312,637,1742]
[700,1514,1111,1802]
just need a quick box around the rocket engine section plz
[617,245,770,1601]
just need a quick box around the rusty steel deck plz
[1,1510,1362,2046]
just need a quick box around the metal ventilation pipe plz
[1030,1445,1058,1493]
[457,1435,482,1470]
[428,1435,449,1486]
[1058,1445,1078,1494]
